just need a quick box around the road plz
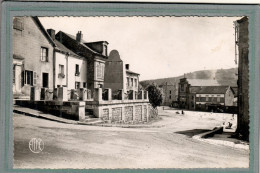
[13,108,249,169]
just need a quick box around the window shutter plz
[33,71,37,85]
[21,71,24,86]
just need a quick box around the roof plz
[231,87,238,97]
[85,41,109,44]
[31,17,56,47]
[190,86,231,94]
[54,39,82,58]
[61,31,103,56]
[126,69,140,75]
[187,79,220,86]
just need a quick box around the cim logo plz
[29,138,44,153]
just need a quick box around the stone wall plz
[87,88,150,123]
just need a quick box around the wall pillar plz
[79,88,87,101]
[78,101,85,121]
[107,88,112,101]
[30,86,40,101]
[94,88,102,101]
[58,87,68,101]
[119,89,124,101]
[145,91,149,101]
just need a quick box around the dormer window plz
[13,18,24,31]
[103,45,108,56]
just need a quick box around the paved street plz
[13,108,249,169]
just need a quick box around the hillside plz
[140,68,238,88]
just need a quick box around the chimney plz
[125,64,129,70]
[76,31,83,43]
[47,29,55,40]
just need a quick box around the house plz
[190,86,235,111]
[159,82,178,106]
[55,31,108,93]
[231,86,238,106]
[235,16,249,140]
[13,17,56,97]
[46,29,87,90]
[178,77,220,109]
[104,50,140,94]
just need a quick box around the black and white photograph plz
[12,16,250,169]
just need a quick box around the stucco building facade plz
[159,82,178,106]
[46,29,88,90]
[13,17,55,97]
[55,31,108,92]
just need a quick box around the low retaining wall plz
[15,100,85,121]
[86,99,150,123]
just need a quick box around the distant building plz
[104,50,140,94]
[235,16,249,140]
[231,86,238,106]
[178,78,221,109]
[159,82,178,106]
[46,29,88,90]
[190,86,235,111]
[13,17,56,97]
[55,31,108,92]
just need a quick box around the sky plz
[39,16,241,81]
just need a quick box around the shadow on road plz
[175,129,211,138]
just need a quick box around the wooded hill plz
[140,68,238,88]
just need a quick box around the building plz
[13,17,55,97]
[104,50,140,94]
[190,86,235,111]
[178,78,220,109]
[47,29,87,90]
[159,82,178,106]
[235,17,249,140]
[55,31,108,92]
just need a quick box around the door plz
[42,73,49,88]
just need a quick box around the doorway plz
[42,73,49,88]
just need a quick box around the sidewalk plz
[13,105,78,124]
[192,127,249,150]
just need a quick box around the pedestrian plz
[182,110,184,115]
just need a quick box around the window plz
[59,65,64,74]
[13,65,16,84]
[96,63,104,79]
[83,82,87,88]
[58,65,65,78]
[169,90,171,94]
[23,70,34,85]
[181,84,184,91]
[169,95,171,99]
[131,78,133,87]
[75,82,80,89]
[127,77,129,87]
[13,18,24,31]
[40,47,48,62]
[75,64,80,76]
[104,45,108,56]
[134,79,137,87]
[217,97,220,102]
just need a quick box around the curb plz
[192,127,249,150]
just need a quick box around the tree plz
[146,83,163,109]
